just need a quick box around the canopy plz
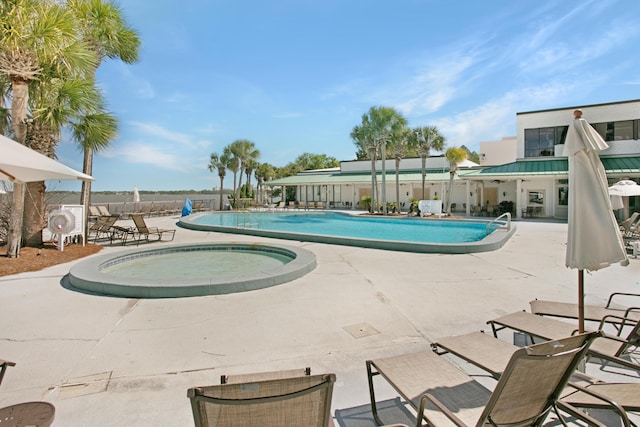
[0,134,94,183]
[609,179,640,197]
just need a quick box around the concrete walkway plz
[0,215,638,426]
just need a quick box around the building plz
[267,99,640,218]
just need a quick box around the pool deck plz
[1,213,639,426]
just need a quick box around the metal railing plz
[486,212,511,234]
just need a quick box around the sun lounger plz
[87,215,119,243]
[432,331,634,426]
[187,369,336,427]
[488,310,640,372]
[97,205,111,216]
[530,294,640,330]
[367,332,600,427]
[129,214,176,245]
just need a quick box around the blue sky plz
[52,0,640,191]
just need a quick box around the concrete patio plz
[0,215,638,426]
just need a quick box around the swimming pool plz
[68,243,317,298]
[179,211,516,254]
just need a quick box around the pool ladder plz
[486,212,511,234]
[235,212,259,228]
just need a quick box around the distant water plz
[46,192,222,215]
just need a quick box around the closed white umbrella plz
[564,110,628,332]
[0,134,94,183]
[133,186,140,203]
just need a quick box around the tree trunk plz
[421,155,427,200]
[395,158,400,214]
[218,176,224,210]
[6,78,29,257]
[80,146,93,240]
[23,181,45,246]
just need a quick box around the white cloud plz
[129,121,193,146]
[103,142,187,172]
[116,63,155,99]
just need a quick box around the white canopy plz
[0,134,94,183]
[609,180,640,197]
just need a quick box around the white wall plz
[479,136,517,166]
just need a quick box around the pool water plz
[101,249,291,280]
[192,212,489,244]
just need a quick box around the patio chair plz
[129,214,176,245]
[366,332,599,427]
[488,310,640,372]
[0,401,55,427]
[187,369,336,427]
[432,331,634,426]
[530,295,640,331]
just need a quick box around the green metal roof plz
[268,169,468,185]
[267,156,640,185]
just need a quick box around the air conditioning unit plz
[43,204,85,250]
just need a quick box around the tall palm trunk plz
[218,175,225,210]
[80,146,93,225]
[421,155,427,200]
[6,78,29,258]
[395,157,401,214]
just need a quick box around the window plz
[592,120,635,141]
[524,126,568,158]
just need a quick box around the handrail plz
[486,212,511,234]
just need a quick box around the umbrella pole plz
[578,269,585,333]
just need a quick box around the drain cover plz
[343,322,380,339]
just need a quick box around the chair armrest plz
[598,314,638,335]
[606,293,640,308]
[563,382,631,427]
[417,393,467,427]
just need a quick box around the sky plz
[50,0,640,192]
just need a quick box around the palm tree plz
[445,147,467,214]
[223,145,239,205]
[255,162,276,204]
[389,131,409,213]
[352,107,407,214]
[208,151,229,210]
[22,77,111,246]
[244,158,259,199]
[351,118,378,212]
[229,139,260,202]
[0,0,97,257]
[67,0,140,225]
[413,126,445,200]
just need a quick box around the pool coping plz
[178,211,517,254]
[67,242,317,298]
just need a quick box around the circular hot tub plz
[68,243,316,298]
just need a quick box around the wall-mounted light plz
[470,192,473,197]
[406,192,409,196]
[503,192,507,197]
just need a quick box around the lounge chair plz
[316,201,324,209]
[620,212,640,235]
[0,401,55,427]
[187,368,336,427]
[366,332,599,427]
[129,214,176,245]
[432,331,634,425]
[488,310,640,372]
[288,201,296,210]
[97,205,111,216]
[530,294,640,330]
[87,215,119,243]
